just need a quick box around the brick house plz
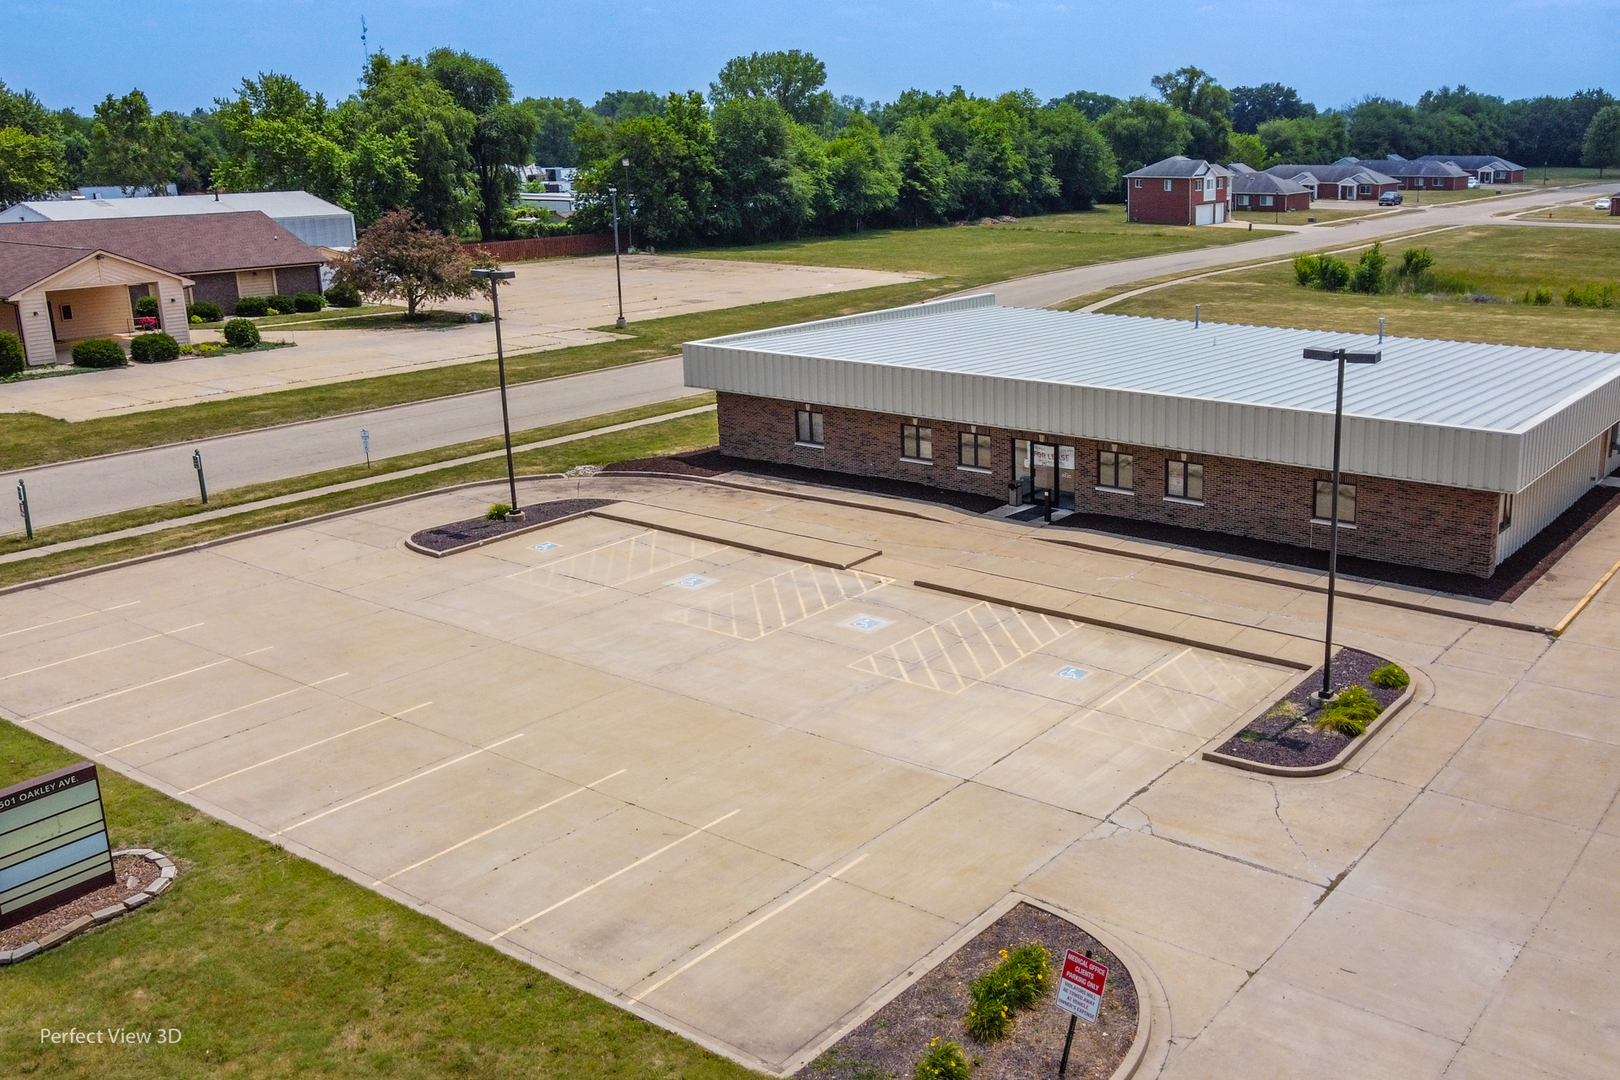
[1417,155,1526,184]
[1228,165,1312,212]
[1354,156,1472,190]
[684,296,1620,579]
[1265,163,1399,200]
[0,213,326,365]
[1124,157,1231,225]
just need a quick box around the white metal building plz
[0,191,357,250]
[686,295,1620,575]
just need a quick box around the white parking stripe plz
[180,701,432,793]
[374,768,627,885]
[0,601,141,640]
[278,733,525,835]
[1068,647,1194,728]
[105,672,349,753]
[25,647,272,722]
[0,622,205,681]
[630,853,869,1003]
[491,809,741,941]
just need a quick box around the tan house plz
[0,213,325,366]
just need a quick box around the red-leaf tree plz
[335,208,480,318]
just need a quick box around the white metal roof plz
[684,295,1620,493]
[0,191,357,248]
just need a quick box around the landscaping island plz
[1212,649,1410,770]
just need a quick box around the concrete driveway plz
[0,256,920,422]
[5,473,1619,1078]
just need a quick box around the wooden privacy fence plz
[464,233,620,262]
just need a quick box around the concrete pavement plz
[0,357,690,530]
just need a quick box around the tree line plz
[1,52,1616,249]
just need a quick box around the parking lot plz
[4,475,1618,1079]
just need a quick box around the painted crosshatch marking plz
[0,762,116,930]
[1057,667,1089,681]
[676,565,889,640]
[853,602,1077,694]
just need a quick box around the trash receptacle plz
[1007,482,1021,508]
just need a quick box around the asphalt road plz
[3,357,689,531]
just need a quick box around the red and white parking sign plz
[1056,950,1109,1023]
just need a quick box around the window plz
[795,408,824,446]
[1166,460,1204,502]
[1162,179,1172,192]
[1133,178,1143,188]
[1313,480,1356,524]
[1098,449,1134,491]
[1259,195,1274,207]
[1236,195,1249,207]
[1498,493,1514,534]
[901,423,932,462]
[60,304,73,320]
[959,431,991,469]
[1609,421,1619,453]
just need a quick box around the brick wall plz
[189,272,238,312]
[716,392,1502,576]
[273,264,322,297]
[1127,178,1194,224]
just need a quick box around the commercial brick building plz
[1124,157,1231,225]
[685,296,1620,579]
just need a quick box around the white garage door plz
[1195,203,1215,226]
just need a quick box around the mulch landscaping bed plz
[408,498,614,553]
[1214,648,1404,769]
[1055,482,1620,603]
[604,450,1005,515]
[798,903,1137,1080]
[0,854,160,951]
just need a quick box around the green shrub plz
[187,300,223,322]
[999,944,1051,1009]
[72,338,128,368]
[1349,243,1389,294]
[1522,287,1554,305]
[965,975,1014,1041]
[1369,663,1410,690]
[486,503,513,520]
[222,318,260,347]
[1292,254,1322,286]
[1314,255,1352,291]
[233,296,270,317]
[0,332,24,377]
[1563,282,1618,308]
[129,332,181,363]
[913,1038,971,1080]
[1399,247,1434,277]
[133,294,160,318]
[294,292,326,313]
[325,282,362,308]
[1316,685,1383,736]
[963,944,1049,1042]
[266,294,296,315]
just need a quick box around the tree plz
[572,91,721,247]
[711,95,809,241]
[1226,132,1272,169]
[889,116,954,225]
[1049,90,1123,122]
[427,49,535,240]
[1230,83,1314,135]
[1152,67,1232,161]
[1039,104,1117,209]
[825,116,899,229]
[524,96,591,165]
[356,55,476,233]
[711,50,835,129]
[88,89,182,193]
[335,209,477,317]
[0,79,65,202]
[1258,114,1348,163]
[1581,105,1620,176]
[591,91,665,122]
[1097,97,1191,174]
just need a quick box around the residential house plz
[1265,163,1399,200]
[1124,157,1231,225]
[1417,155,1526,184]
[1352,155,1471,190]
[1228,165,1312,212]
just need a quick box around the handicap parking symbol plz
[1056,667,1089,681]
[671,575,715,590]
[533,542,559,551]
[847,614,892,633]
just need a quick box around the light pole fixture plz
[621,157,633,252]
[609,186,626,330]
[1303,345,1382,701]
[471,266,522,519]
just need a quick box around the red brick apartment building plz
[1125,157,1231,225]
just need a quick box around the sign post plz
[1055,949,1109,1078]
[361,429,371,468]
[0,762,116,929]
[16,479,31,540]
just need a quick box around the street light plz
[621,157,633,252]
[1303,344,1382,701]
[470,266,523,520]
[608,185,626,330]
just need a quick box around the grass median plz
[0,718,756,1080]
[0,406,718,590]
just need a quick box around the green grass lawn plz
[680,205,1275,280]
[1536,204,1620,225]
[0,406,718,589]
[260,310,472,332]
[1396,188,1502,205]
[245,305,405,328]
[1100,225,1620,351]
[1232,207,1378,225]
[0,716,756,1080]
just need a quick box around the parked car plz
[1596,199,1613,210]
[1466,177,1480,188]
[1379,191,1404,206]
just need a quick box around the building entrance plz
[1013,439,1077,508]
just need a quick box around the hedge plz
[266,294,296,315]
[187,301,224,323]
[72,338,128,368]
[233,296,270,317]
[130,332,182,363]
[222,318,260,347]
[294,292,326,313]
[324,283,362,308]
[0,332,24,377]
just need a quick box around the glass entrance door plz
[1013,440,1076,507]
[1032,442,1057,502]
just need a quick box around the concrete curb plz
[1199,665,1421,778]
[402,507,604,559]
[0,849,176,967]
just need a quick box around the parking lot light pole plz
[621,157,633,251]
[609,186,626,329]
[1303,345,1382,701]
[470,266,522,519]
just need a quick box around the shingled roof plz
[0,212,323,298]
[1230,171,1310,196]
[1124,156,1232,180]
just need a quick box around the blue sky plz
[3,0,1617,114]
